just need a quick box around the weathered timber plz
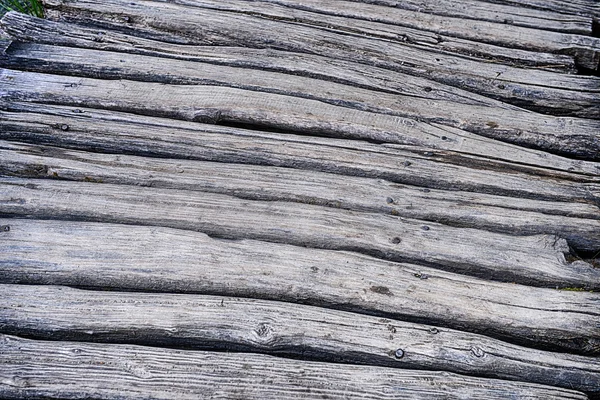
[343,0,594,34]
[1,219,599,354]
[474,0,600,20]
[0,335,589,400]
[2,44,599,161]
[0,12,577,109]
[2,69,600,167]
[1,284,599,393]
[35,2,600,116]
[95,0,579,72]
[3,177,596,289]
[2,103,599,200]
[1,140,599,252]
[138,0,600,70]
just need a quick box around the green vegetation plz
[0,0,44,18]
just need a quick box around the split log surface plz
[0,335,589,400]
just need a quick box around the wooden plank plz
[2,69,600,168]
[2,43,599,162]
[341,0,594,34]
[4,177,597,289]
[0,12,575,109]
[30,2,600,116]
[1,103,599,203]
[147,0,600,70]
[1,140,599,252]
[1,219,599,354]
[0,335,589,400]
[1,284,599,394]
[473,0,600,20]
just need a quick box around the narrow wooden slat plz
[1,140,599,252]
[0,335,588,400]
[1,284,599,394]
[342,0,593,34]
[2,43,599,161]
[0,12,575,108]
[31,2,600,116]
[1,218,599,355]
[2,68,600,167]
[148,0,600,70]
[473,0,600,20]
[1,103,598,201]
[4,177,596,288]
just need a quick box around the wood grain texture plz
[0,335,589,400]
[341,0,594,34]
[1,218,599,354]
[1,140,599,252]
[2,177,598,289]
[1,284,599,393]
[0,12,576,108]
[2,103,598,202]
[138,0,600,70]
[33,2,600,117]
[2,42,599,161]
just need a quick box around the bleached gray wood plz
[0,12,576,109]
[1,219,599,354]
[3,43,599,161]
[474,0,600,20]
[1,284,599,393]
[2,103,599,202]
[33,2,600,116]
[344,0,593,34]
[0,175,597,289]
[2,68,600,166]
[1,140,599,251]
[146,0,600,70]
[0,335,589,400]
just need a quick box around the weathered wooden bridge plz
[0,0,599,398]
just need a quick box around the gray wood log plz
[34,2,600,117]
[2,68,600,167]
[0,102,600,202]
[1,219,599,354]
[342,0,594,34]
[1,140,599,252]
[473,0,600,20]
[119,0,579,72]
[1,284,599,394]
[1,103,598,205]
[2,43,599,161]
[0,12,576,110]
[148,0,600,71]
[0,335,589,400]
[3,177,597,289]
[1,217,599,352]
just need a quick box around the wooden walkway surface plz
[0,0,599,398]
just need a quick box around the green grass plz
[0,0,44,18]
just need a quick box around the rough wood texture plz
[2,103,598,200]
[2,177,597,289]
[1,140,599,252]
[0,0,599,398]
[34,2,600,117]
[0,335,589,400]
[1,284,599,394]
[128,0,600,70]
[343,0,594,34]
[2,65,599,164]
[2,219,599,355]
[2,42,599,161]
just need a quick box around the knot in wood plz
[1,225,10,232]
[255,322,273,338]
[471,347,485,358]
